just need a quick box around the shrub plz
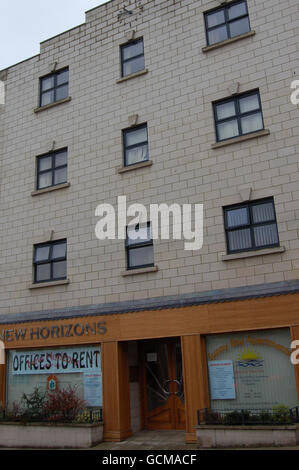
[4,401,23,422]
[272,404,291,425]
[223,410,251,425]
[200,407,293,426]
[43,385,86,422]
[20,387,47,421]
[205,410,222,424]
[258,410,273,424]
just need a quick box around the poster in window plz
[83,373,102,407]
[208,360,236,400]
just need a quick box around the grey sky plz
[1,0,110,70]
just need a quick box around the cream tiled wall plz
[0,0,298,315]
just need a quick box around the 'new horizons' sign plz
[0,321,107,343]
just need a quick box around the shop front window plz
[6,345,102,411]
[206,329,297,412]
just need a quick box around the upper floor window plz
[121,39,145,77]
[224,198,279,254]
[123,124,149,166]
[36,148,67,190]
[39,68,69,107]
[213,90,264,142]
[126,222,154,269]
[204,0,250,46]
[34,240,67,283]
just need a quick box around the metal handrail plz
[197,406,299,426]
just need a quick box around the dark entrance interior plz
[140,337,185,430]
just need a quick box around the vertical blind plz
[225,199,279,253]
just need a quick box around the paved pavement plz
[91,430,198,450]
[1,430,299,450]
[90,430,299,450]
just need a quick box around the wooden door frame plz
[139,337,185,431]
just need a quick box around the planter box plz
[0,421,103,449]
[196,424,299,448]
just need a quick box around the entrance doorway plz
[140,338,185,430]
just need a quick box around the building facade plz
[0,0,299,442]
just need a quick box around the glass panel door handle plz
[172,379,182,396]
[162,379,182,396]
[162,379,172,396]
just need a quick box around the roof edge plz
[0,279,299,325]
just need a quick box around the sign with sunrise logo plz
[236,347,264,368]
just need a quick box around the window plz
[204,0,250,46]
[123,124,149,166]
[224,198,279,254]
[6,345,102,410]
[39,68,69,107]
[126,223,154,269]
[213,90,264,142]
[121,39,145,77]
[206,329,298,412]
[36,148,67,190]
[34,240,67,283]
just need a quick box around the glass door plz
[141,338,185,430]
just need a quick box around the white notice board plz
[208,360,236,400]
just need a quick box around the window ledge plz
[29,279,70,289]
[202,30,256,53]
[31,182,70,196]
[122,266,158,276]
[117,160,153,174]
[212,129,270,149]
[116,69,149,83]
[34,96,72,113]
[221,246,285,261]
